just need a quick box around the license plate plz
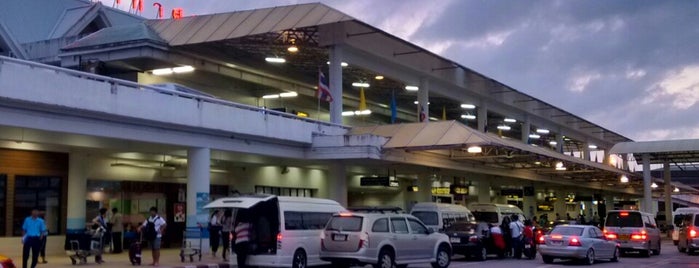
[450,237,461,243]
[332,234,347,241]
[550,240,563,246]
[525,244,531,249]
[618,234,630,241]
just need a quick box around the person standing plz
[234,210,251,268]
[220,210,234,262]
[110,208,124,253]
[38,209,47,264]
[209,210,223,257]
[509,215,524,259]
[138,207,167,267]
[92,208,110,251]
[22,208,47,268]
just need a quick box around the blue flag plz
[390,90,397,123]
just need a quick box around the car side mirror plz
[427,227,435,234]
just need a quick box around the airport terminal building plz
[0,0,692,255]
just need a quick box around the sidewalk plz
[8,249,235,268]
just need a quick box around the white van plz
[204,195,345,267]
[673,207,699,245]
[410,202,474,231]
[467,203,525,225]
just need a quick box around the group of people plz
[208,209,254,268]
[90,207,166,266]
[489,215,536,259]
[91,208,124,254]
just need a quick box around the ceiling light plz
[326,61,348,67]
[352,82,370,88]
[405,85,419,91]
[620,175,629,183]
[674,187,680,193]
[555,162,566,171]
[549,141,557,146]
[467,146,482,153]
[375,75,384,80]
[342,110,372,116]
[461,104,476,109]
[287,45,299,53]
[461,114,476,120]
[529,134,541,139]
[279,92,298,98]
[152,68,173,75]
[497,125,511,131]
[534,161,541,165]
[341,111,355,116]
[651,182,658,189]
[536,129,550,134]
[414,101,430,105]
[172,65,194,73]
[262,94,280,99]
[265,57,286,63]
[504,118,517,123]
[588,144,598,149]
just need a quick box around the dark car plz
[444,221,491,261]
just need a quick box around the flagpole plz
[316,91,321,121]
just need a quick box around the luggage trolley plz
[180,227,203,262]
[68,226,106,265]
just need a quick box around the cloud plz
[644,65,699,109]
[568,72,602,92]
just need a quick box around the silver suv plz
[320,211,452,268]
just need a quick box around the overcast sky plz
[109,0,699,141]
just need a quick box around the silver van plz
[603,210,661,257]
[677,212,699,254]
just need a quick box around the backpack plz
[144,216,159,241]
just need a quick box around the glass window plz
[411,211,439,226]
[327,216,363,232]
[551,226,584,236]
[13,176,62,236]
[473,212,500,224]
[372,218,389,232]
[605,212,643,228]
[408,218,428,234]
[391,218,409,234]
[284,212,333,230]
[284,212,303,230]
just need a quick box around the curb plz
[173,263,232,268]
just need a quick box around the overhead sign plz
[360,176,390,187]
[450,185,468,195]
[501,189,523,197]
[432,187,451,195]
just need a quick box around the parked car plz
[677,212,699,254]
[468,203,525,225]
[603,210,661,257]
[204,195,345,267]
[320,211,452,268]
[538,225,620,265]
[444,221,491,261]
[673,207,699,246]
[410,202,474,232]
[0,255,15,268]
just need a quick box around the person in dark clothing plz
[38,209,47,264]
[500,216,512,257]
[209,210,223,257]
[110,208,123,253]
[234,210,252,268]
[22,208,47,268]
[221,210,234,261]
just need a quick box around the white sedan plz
[538,225,620,265]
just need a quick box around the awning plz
[611,140,699,164]
[203,195,275,209]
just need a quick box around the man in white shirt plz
[509,214,524,259]
[138,207,166,266]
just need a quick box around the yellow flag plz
[359,87,367,111]
[442,106,447,120]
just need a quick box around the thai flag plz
[317,70,333,102]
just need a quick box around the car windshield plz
[472,212,499,224]
[411,211,439,226]
[551,226,583,236]
[445,222,475,232]
[605,212,643,227]
[326,216,363,232]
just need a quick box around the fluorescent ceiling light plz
[375,75,384,80]
[467,146,482,153]
[358,109,372,115]
[549,141,557,145]
[414,101,430,105]
[651,182,658,189]
[555,162,566,171]
[674,187,680,193]
[405,85,419,91]
[534,161,541,165]
[152,68,173,75]
[352,82,370,88]
[279,92,298,98]
[620,175,629,183]
[262,94,280,99]
[341,111,355,116]
[461,104,476,109]
[529,134,541,139]
[588,144,598,149]
[172,66,194,73]
[265,57,286,63]
[326,61,348,67]
[497,125,511,131]
[287,45,299,53]
[461,114,476,120]
[429,117,439,121]
[342,110,372,116]
[536,129,550,134]
[504,118,517,123]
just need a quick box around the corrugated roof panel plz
[155,15,200,44]
[295,4,333,26]
[184,13,238,45]
[147,19,174,33]
[223,7,274,40]
[169,15,216,46]
[406,121,453,148]
[49,7,90,39]
[370,124,402,137]
[205,10,261,43]
[316,6,351,25]
[384,124,426,148]
[435,124,478,146]
[249,6,295,35]
[271,4,318,31]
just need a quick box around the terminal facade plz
[0,0,692,255]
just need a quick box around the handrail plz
[0,56,349,130]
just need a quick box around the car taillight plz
[277,233,283,249]
[569,237,582,247]
[358,232,369,250]
[605,233,617,240]
[690,229,697,238]
[538,235,546,244]
[469,236,479,243]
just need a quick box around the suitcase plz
[129,240,142,265]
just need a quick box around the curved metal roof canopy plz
[610,139,699,164]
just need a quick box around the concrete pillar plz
[621,154,629,171]
[664,160,672,224]
[554,193,567,220]
[642,153,652,213]
[523,194,536,219]
[478,180,491,203]
[521,120,531,143]
[477,103,488,132]
[417,176,433,203]
[67,152,88,233]
[555,134,563,153]
[582,143,589,161]
[329,46,344,124]
[328,163,347,207]
[418,78,429,122]
[187,147,210,253]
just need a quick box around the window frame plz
[372,218,390,233]
[390,217,409,234]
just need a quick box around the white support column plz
[328,163,347,207]
[478,180,491,203]
[642,153,652,213]
[521,120,531,143]
[418,176,433,203]
[329,46,344,124]
[555,134,564,153]
[582,143,589,161]
[187,147,210,253]
[67,152,88,233]
[664,160,672,223]
[477,103,488,132]
[417,78,429,122]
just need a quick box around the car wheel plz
[374,249,395,268]
[542,255,554,264]
[643,247,652,258]
[611,247,620,262]
[476,247,487,261]
[583,249,595,265]
[292,249,307,268]
[431,244,451,268]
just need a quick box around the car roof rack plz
[348,206,404,214]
